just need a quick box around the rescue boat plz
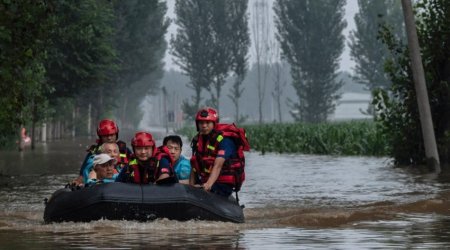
[43,182,244,223]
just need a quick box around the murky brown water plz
[1,137,450,249]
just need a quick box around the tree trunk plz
[18,126,24,152]
[41,123,47,143]
[72,107,76,138]
[31,101,37,150]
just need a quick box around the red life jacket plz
[191,123,250,191]
[126,146,174,184]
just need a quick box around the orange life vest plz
[191,123,250,191]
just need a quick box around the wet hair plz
[163,135,183,148]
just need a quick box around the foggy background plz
[140,0,370,129]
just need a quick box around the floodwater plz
[1,137,450,249]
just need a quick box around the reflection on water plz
[1,138,450,248]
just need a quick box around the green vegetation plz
[349,0,404,91]
[274,0,346,123]
[178,121,389,156]
[0,0,168,148]
[171,0,250,117]
[374,0,450,166]
[246,121,388,156]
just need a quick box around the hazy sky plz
[163,0,359,73]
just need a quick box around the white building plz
[331,92,372,121]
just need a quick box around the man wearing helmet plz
[71,119,132,187]
[116,131,177,184]
[190,107,246,197]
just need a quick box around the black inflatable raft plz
[44,182,244,223]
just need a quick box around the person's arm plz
[88,169,97,180]
[71,175,83,186]
[202,157,225,191]
[155,158,171,182]
[71,152,93,186]
[115,166,128,182]
[202,138,236,191]
[177,158,191,184]
[189,170,196,185]
[179,179,189,184]
[85,178,97,187]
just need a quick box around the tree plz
[374,0,450,166]
[349,0,404,91]
[46,0,116,101]
[44,0,117,136]
[271,59,288,123]
[227,0,250,123]
[0,0,54,148]
[171,0,247,117]
[274,0,347,123]
[171,0,215,117]
[207,0,231,110]
[112,0,169,129]
[251,0,274,124]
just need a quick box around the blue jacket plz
[174,155,191,181]
[85,174,118,187]
[82,154,95,184]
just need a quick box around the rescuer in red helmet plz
[190,107,250,198]
[71,119,132,187]
[115,131,177,184]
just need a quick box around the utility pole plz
[401,0,440,173]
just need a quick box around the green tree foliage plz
[374,0,450,166]
[207,0,231,109]
[227,0,250,123]
[251,0,273,124]
[0,0,169,146]
[46,0,116,100]
[349,0,404,91]
[0,0,53,146]
[112,0,169,128]
[44,0,117,132]
[171,0,249,118]
[171,0,214,117]
[274,0,347,123]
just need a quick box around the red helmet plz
[97,119,119,137]
[195,107,219,124]
[131,131,155,148]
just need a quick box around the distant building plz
[331,92,372,121]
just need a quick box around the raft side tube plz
[44,182,244,223]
